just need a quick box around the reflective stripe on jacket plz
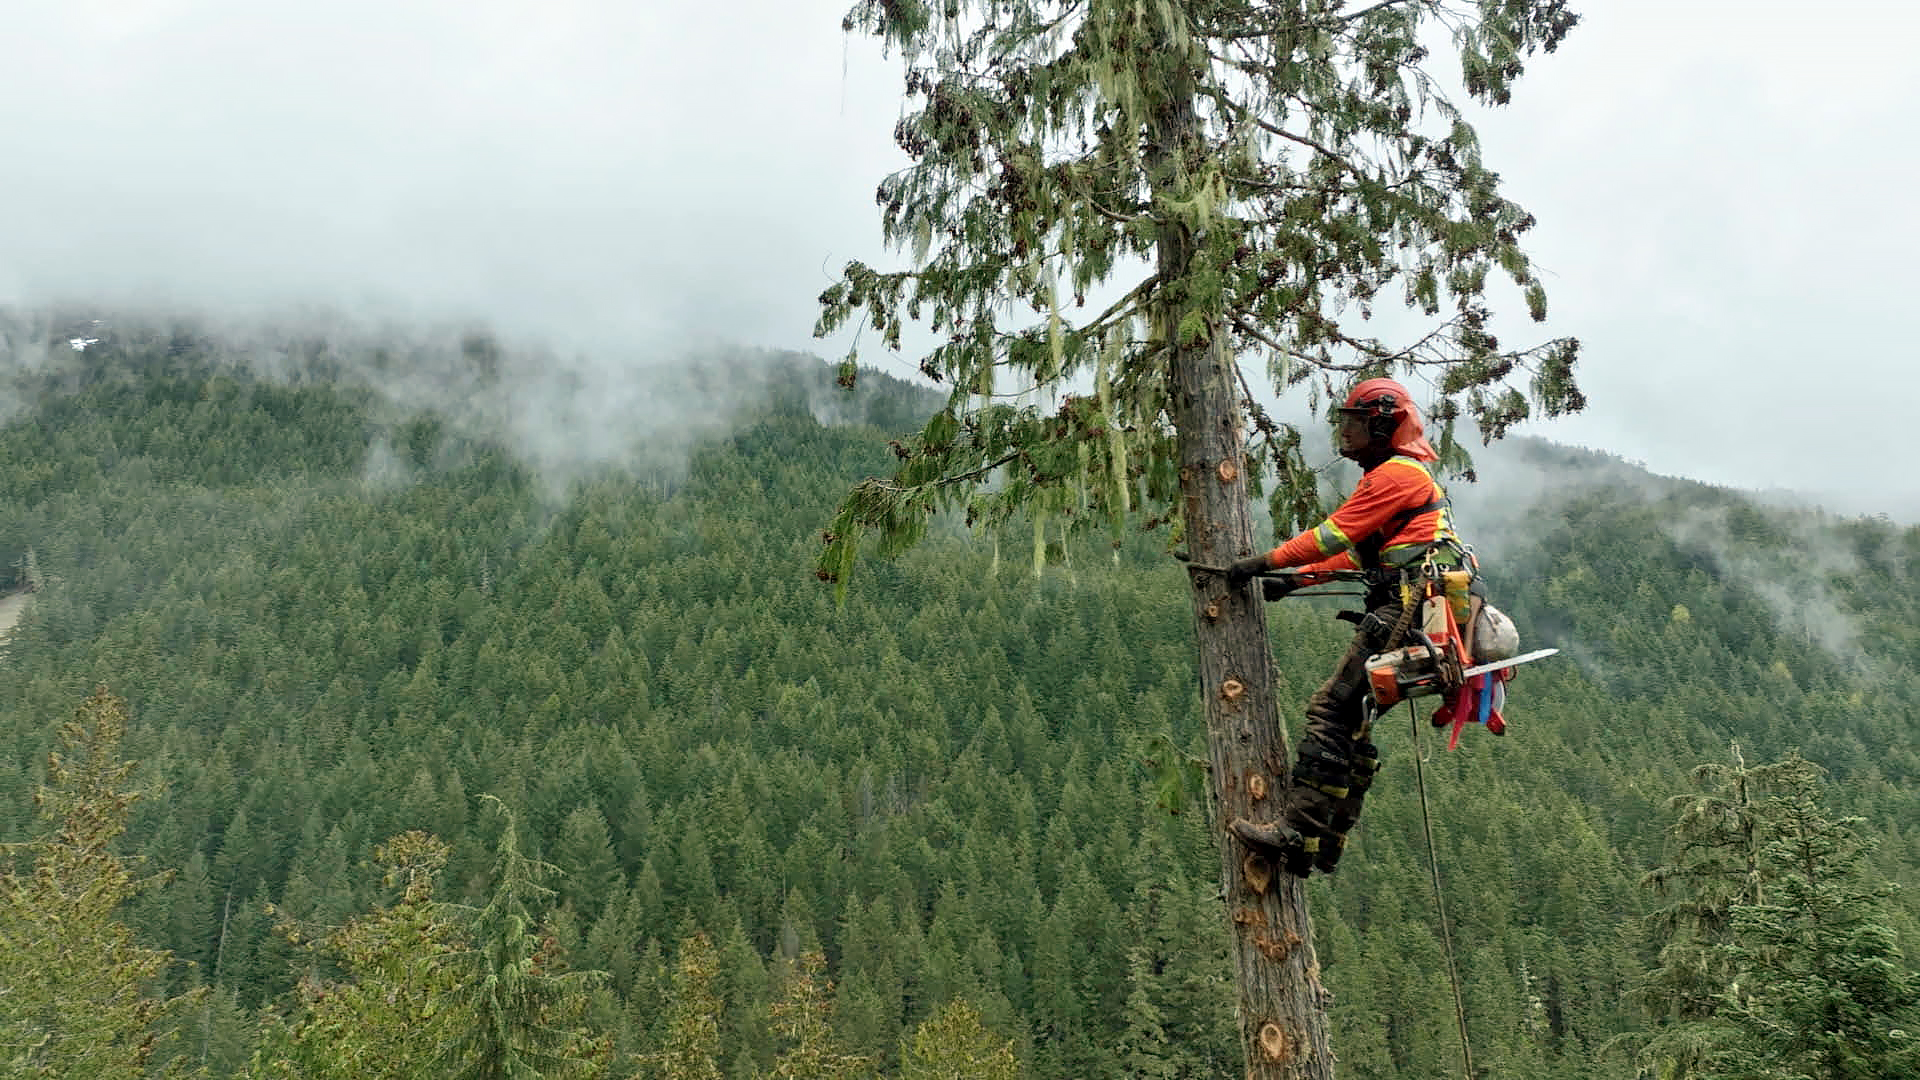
[1265,455,1456,573]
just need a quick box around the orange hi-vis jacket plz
[1264,455,1457,576]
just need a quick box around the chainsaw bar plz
[1460,648,1559,680]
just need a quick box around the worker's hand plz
[1262,574,1303,602]
[1226,554,1272,586]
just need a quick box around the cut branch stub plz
[1217,458,1240,484]
[1242,853,1273,895]
[1248,772,1269,801]
[1253,929,1304,963]
[1221,678,1245,701]
[1259,1022,1291,1063]
[1253,933,1291,962]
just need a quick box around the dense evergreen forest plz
[2,320,1916,1077]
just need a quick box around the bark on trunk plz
[1168,330,1336,1080]
[1150,46,1337,1080]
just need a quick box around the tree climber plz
[1225,377,1470,877]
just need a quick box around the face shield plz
[1331,410,1372,455]
[1327,399,1439,463]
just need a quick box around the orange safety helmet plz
[1335,377,1437,462]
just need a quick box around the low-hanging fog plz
[2,0,1916,520]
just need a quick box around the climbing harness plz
[1261,561,1557,747]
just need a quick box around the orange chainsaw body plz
[1363,582,1469,707]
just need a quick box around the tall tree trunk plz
[1151,47,1336,1080]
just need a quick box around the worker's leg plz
[1285,631,1375,862]
[1315,711,1379,873]
[1229,630,1371,876]
[1305,602,1414,872]
[1231,604,1402,876]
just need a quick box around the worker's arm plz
[1263,461,1434,569]
[1226,533,1363,587]
[1286,551,1360,584]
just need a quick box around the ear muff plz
[1361,392,1398,440]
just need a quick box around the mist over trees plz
[1,329,1916,1077]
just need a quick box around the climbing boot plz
[1314,740,1380,874]
[1230,818,1317,879]
[1231,817,1321,879]
[1232,767,1343,879]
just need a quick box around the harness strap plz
[1355,495,1451,570]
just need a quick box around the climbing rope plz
[1408,696,1476,1080]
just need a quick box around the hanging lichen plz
[817,0,1584,592]
[1031,507,1046,579]
[1097,328,1130,520]
[1047,274,1064,380]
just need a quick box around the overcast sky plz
[4,1,1915,518]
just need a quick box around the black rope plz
[1409,696,1475,1080]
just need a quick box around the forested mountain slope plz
[1,325,1914,1077]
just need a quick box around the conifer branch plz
[1231,318,1364,372]
[1075,276,1161,340]
[1335,0,1426,25]
[1252,118,1364,177]
[1086,198,1143,224]
[872,450,1025,496]
[1206,0,1424,43]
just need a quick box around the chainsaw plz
[1181,556,1558,725]
[1256,566,1557,724]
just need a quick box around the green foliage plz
[249,814,606,1076]
[2,342,1919,1079]
[817,0,1586,589]
[1144,732,1208,816]
[1637,746,1817,1038]
[1708,762,1920,1079]
[0,687,205,1079]
[1632,751,1920,1080]
[899,1001,1019,1080]
[442,799,610,1080]
[251,817,608,1080]
[638,934,723,1080]
[250,832,467,1080]
[766,952,872,1080]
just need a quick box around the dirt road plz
[0,589,30,649]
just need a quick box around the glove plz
[1226,554,1272,586]
[1262,575,1301,602]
